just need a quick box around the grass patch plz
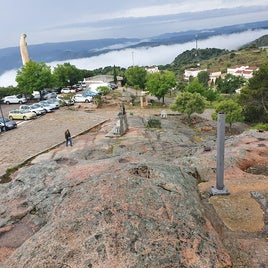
[0,166,20,183]
[252,123,268,131]
[107,144,115,154]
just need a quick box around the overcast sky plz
[1,0,268,48]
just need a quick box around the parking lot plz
[0,102,119,177]
[1,102,23,117]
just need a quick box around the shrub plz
[146,118,161,128]
[97,86,110,95]
[93,94,102,107]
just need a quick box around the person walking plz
[65,129,73,146]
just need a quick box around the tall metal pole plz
[131,51,134,67]
[195,34,199,65]
[211,112,229,195]
[0,102,6,131]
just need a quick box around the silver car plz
[72,94,93,103]
[38,102,54,113]
[20,104,46,115]
[39,100,57,110]
[29,104,47,115]
[45,98,60,109]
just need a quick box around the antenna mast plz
[195,34,199,66]
[131,51,135,67]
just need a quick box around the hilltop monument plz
[20,33,30,65]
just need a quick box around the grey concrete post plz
[216,112,225,190]
[211,112,229,195]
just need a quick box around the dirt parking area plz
[0,104,120,178]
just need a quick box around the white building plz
[227,66,259,79]
[209,71,222,83]
[145,66,159,73]
[184,68,207,80]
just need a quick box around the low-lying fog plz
[0,29,267,87]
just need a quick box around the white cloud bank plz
[0,29,267,87]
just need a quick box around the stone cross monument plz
[20,33,30,65]
[106,103,129,137]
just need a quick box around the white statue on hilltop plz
[20,33,30,65]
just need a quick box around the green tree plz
[170,92,206,123]
[185,78,218,101]
[97,86,110,95]
[146,71,176,103]
[216,74,245,94]
[16,61,53,97]
[238,63,268,123]
[185,79,206,95]
[113,65,118,84]
[197,71,209,87]
[212,99,244,130]
[93,94,102,108]
[0,86,20,99]
[125,66,147,89]
[52,63,83,88]
[176,80,187,92]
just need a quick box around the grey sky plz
[1,0,268,48]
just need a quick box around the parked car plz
[109,83,118,90]
[37,102,54,113]
[29,104,46,115]
[61,88,76,94]
[57,96,74,106]
[45,98,60,109]
[39,100,58,110]
[72,94,93,103]
[52,88,62,94]
[32,91,41,100]
[43,92,57,99]
[2,94,27,104]
[20,104,46,115]
[71,84,83,91]
[83,89,99,97]
[8,109,37,120]
[76,85,83,91]
[0,117,17,130]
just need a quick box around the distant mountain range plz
[0,20,268,75]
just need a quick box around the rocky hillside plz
[0,110,267,267]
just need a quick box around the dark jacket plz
[65,130,71,139]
